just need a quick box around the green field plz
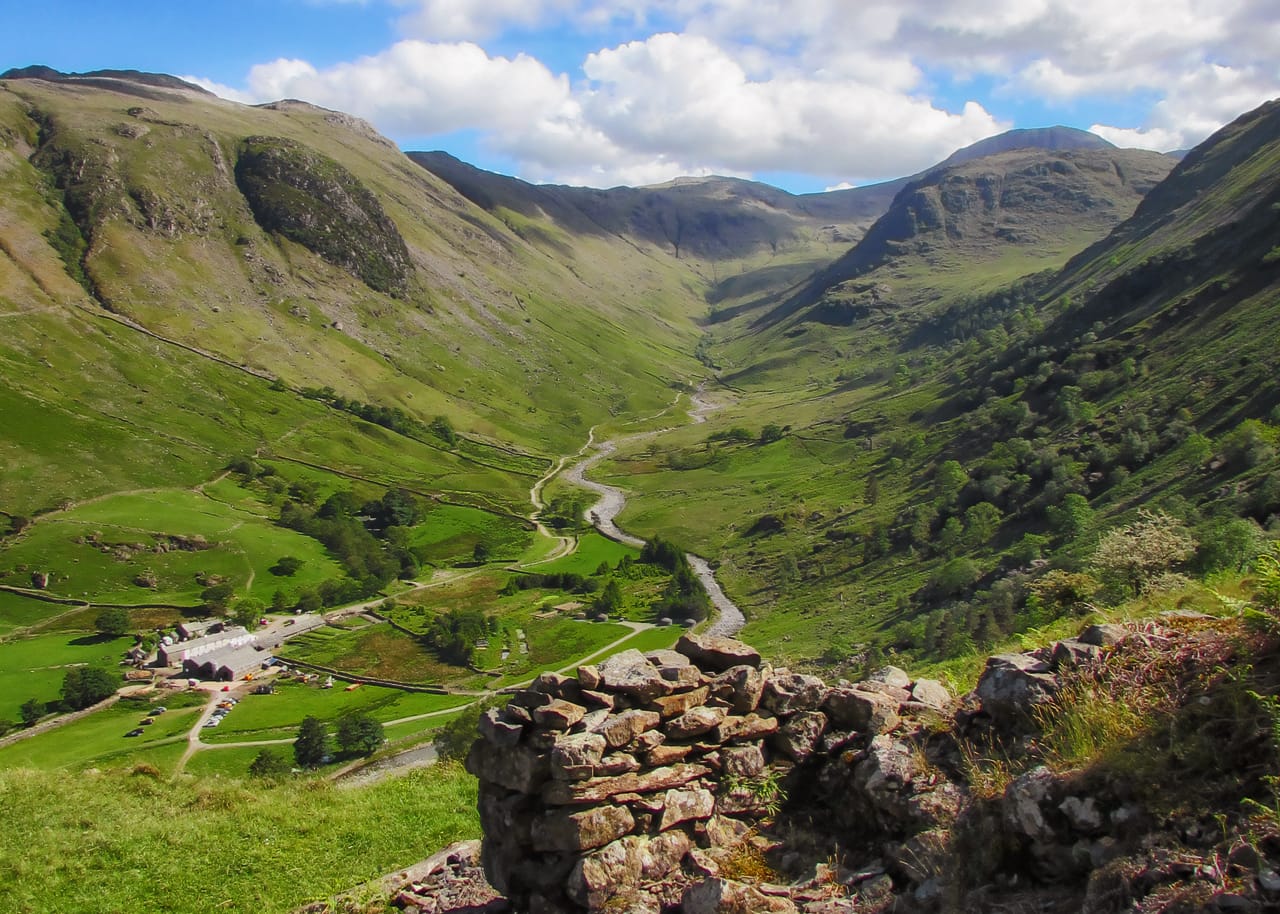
[0,630,132,721]
[199,678,469,743]
[0,489,344,607]
[530,531,640,577]
[278,621,462,685]
[408,502,533,566]
[0,591,68,636]
[0,699,200,771]
[0,763,480,914]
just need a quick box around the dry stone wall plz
[465,633,960,913]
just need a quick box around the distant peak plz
[939,126,1114,169]
[0,65,212,95]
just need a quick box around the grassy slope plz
[594,105,1280,666]
[0,764,479,914]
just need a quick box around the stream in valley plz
[562,390,746,637]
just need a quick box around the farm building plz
[157,626,254,668]
[182,643,265,681]
[176,619,224,641]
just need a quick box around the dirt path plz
[173,691,222,776]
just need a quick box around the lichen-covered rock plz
[681,877,799,913]
[721,743,766,779]
[713,713,779,743]
[762,670,828,715]
[909,678,952,712]
[531,804,636,852]
[825,687,901,733]
[596,708,662,748]
[1051,639,1103,670]
[550,732,607,781]
[1079,623,1127,647]
[478,707,524,748]
[534,698,587,730]
[566,835,646,909]
[666,705,727,739]
[542,763,712,805]
[676,633,762,671]
[866,666,913,689]
[712,665,766,714]
[659,786,715,830]
[650,685,710,718]
[597,650,672,701]
[772,710,827,762]
[1003,766,1059,844]
[976,654,1059,722]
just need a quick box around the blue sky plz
[4,0,1277,192]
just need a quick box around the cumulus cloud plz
[239,41,570,136]
[192,0,1280,187]
[1092,63,1280,151]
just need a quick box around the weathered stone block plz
[533,698,587,731]
[531,803,636,852]
[666,705,727,739]
[720,743,765,779]
[676,633,762,671]
[659,786,715,831]
[762,669,828,715]
[866,665,912,689]
[681,877,798,913]
[543,763,712,805]
[478,707,523,748]
[713,713,779,743]
[825,687,900,733]
[598,649,672,701]
[712,664,766,714]
[549,731,607,781]
[597,708,662,748]
[771,709,827,762]
[649,685,710,718]
[909,678,952,712]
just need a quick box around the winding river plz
[561,391,746,637]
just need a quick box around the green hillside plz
[596,101,1280,670]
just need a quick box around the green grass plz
[0,591,67,636]
[0,700,200,771]
[408,503,532,566]
[0,489,344,607]
[278,622,460,685]
[183,744,282,778]
[531,531,640,577]
[199,679,469,742]
[0,762,480,914]
[0,631,131,721]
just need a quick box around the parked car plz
[140,718,155,726]
[125,728,144,737]
[148,706,167,716]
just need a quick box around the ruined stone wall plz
[465,633,958,913]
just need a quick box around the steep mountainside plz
[0,69,718,516]
[771,145,1175,331]
[411,151,895,261]
[597,100,1279,670]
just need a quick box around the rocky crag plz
[439,619,1280,914]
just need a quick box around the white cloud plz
[1092,63,1280,151]
[239,41,570,135]
[191,0,1280,187]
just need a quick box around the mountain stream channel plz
[561,389,746,638]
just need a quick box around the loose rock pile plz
[465,633,960,913]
